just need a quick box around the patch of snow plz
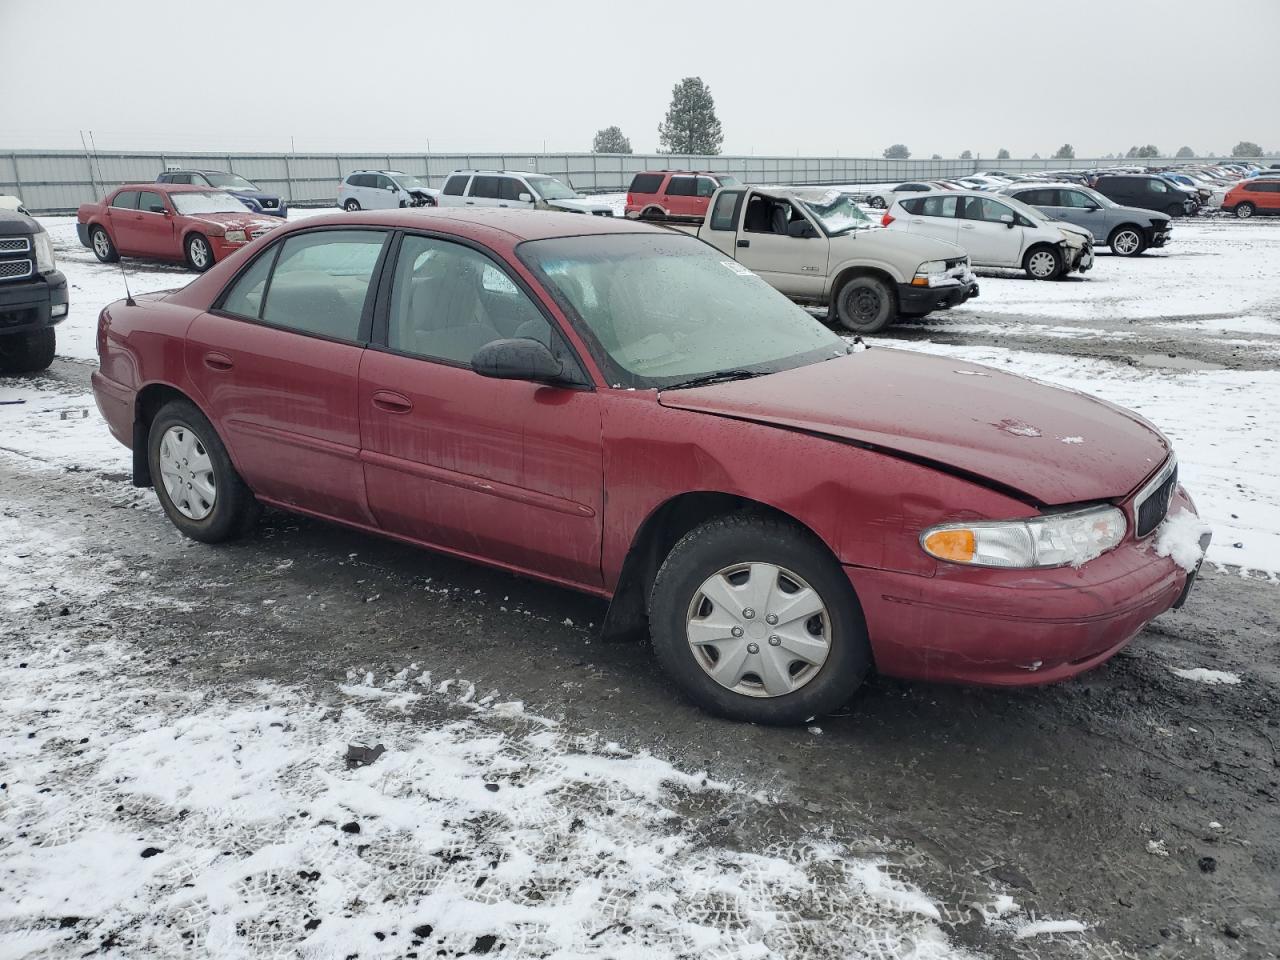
[1170,667,1242,685]
[1014,919,1088,939]
[1059,436,1084,444]
[1155,509,1213,573]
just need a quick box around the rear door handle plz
[371,390,413,414]
[203,352,234,370]
[737,239,750,248]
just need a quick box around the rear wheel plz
[90,225,118,263]
[639,206,664,220]
[1235,202,1255,220]
[648,511,872,725]
[0,328,56,374]
[1024,245,1063,280]
[833,275,895,334]
[185,234,213,272]
[1166,203,1183,218]
[867,196,886,209]
[148,399,259,543]
[344,198,361,212]
[1108,225,1146,257]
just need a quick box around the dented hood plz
[658,349,1169,505]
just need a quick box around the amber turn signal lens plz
[922,528,976,563]
[910,277,930,286]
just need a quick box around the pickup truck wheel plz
[185,234,213,272]
[1235,202,1255,220]
[148,399,259,543]
[0,328,56,374]
[648,511,871,725]
[834,275,895,334]
[1024,245,1063,280]
[1108,226,1146,257]
[90,225,119,263]
[344,198,361,212]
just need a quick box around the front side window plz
[375,175,396,191]
[470,175,501,199]
[443,175,470,196]
[961,196,1015,223]
[110,191,139,210]
[1147,179,1169,194]
[498,177,528,201]
[171,191,254,215]
[665,177,696,197]
[258,230,386,341]
[137,191,167,214]
[709,190,743,231]
[518,233,846,389]
[387,235,551,365]
[695,177,717,198]
[1059,190,1097,208]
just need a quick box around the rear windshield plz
[628,173,665,194]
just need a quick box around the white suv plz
[338,171,439,211]
[883,190,1094,280]
[436,170,613,216]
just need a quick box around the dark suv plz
[1092,175,1197,218]
[0,207,68,373]
[156,169,287,218]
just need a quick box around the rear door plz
[467,175,502,208]
[186,227,391,525]
[134,190,177,258]
[733,192,827,298]
[105,190,142,254]
[957,196,1026,267]
[900,194,961,245]
[438,173,471,208]
[1256,181,1280,211]
[663,175,697,217]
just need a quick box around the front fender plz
[826,256,909,297]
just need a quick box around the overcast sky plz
[2,0,1276,158]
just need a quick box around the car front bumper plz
[1147,225,1172,248]
[846,486,1203,687]
[897,278,979,315]
[0,270,69,333]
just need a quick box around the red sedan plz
[76,183,284,273]
[90,209,1207,724]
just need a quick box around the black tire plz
[1166,203,1183,218]
[0,328,56,374]
[1107,225,1147,257]
[344,198,361,212]
[833,274,895,334]
[1023,244,1063,280]
[148,399,259,543]
[1235,202,1255,220]
[89,225,119,263]
[185,233,214,272]
[639,206,664,220]
[648,511,872,725]
[867,196,886,209]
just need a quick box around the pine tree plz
[996,148,1010,160]
[1175,146,1195,159]
[882,144,911,159]
[1054,144,1075,160]
[1231,141,1263,157]
[657,78,723,154]
[592,126,632,154]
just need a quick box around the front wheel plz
[648,511,872,725]
[1024,245,1063,280]
[833,275,895,334]
[1235,202,1255,220]
[148,399,259,543]
[0,328,55,374]
[1108,226,1146,257]
[1166,204,1184,218]
[185,233,214,272]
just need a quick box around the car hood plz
[831,227,965,261]
[1053,222,1091,246]
[658,349,1170,505]
[182,212,282,233]
[230,188,280,202]
[547,197,612,214]
[1109,203,1164,224]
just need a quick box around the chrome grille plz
[260,198,277,208]
[0,236,31,253]
[1134,458,1177,538]
[0,258,33,281]
[250,228,271,239]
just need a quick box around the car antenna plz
[86,129,135,306]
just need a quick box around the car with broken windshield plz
[91,209,1207,725]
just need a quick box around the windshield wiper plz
[664,369,766,390]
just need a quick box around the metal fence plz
[3,149,1277,215]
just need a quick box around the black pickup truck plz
[0,207,68,373]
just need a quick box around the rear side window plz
[347,173,371,188]
[110,191,139,209]
[470,175,501,199]
[137,191,166,214]
[628,173,664,194]
[443,175,470,196]
[904,195,958,217]
[1016,189,1055,206]
[695,177,717,198]
[709,190,743,231]
[260,230,386,341]
[1146,179,1169,194]
[220,248,277,319]
[665,176,696,197]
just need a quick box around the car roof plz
[276,207,658,243]
[115,183,219,193]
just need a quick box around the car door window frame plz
[210,226,394,347]
[369,229,594,390]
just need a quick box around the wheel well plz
[830,266,897,308]
[639,205,665,219]
[600,493,832,641]
[1110,222,1142,237]
[131,384,193,487]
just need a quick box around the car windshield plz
[796,191,871,235]
[171,191,251,215]
[393,175,431,189]
[716,175,741,186]
[204,173,258,191]
[527,176,577,201]
[518,233,847,389]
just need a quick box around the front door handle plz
[203,352,234,370]
[371,390,413,414]
[961,223,976,230]
[737,239,750,248]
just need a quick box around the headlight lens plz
[33,229,56,273]
[224,229,248,243]
[921,506,1127,568]
[912,260,952,286]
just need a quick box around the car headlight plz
[33,228,56,273]
[921,505,1127,568]
[912,260,950,286]
[224,229,248,243]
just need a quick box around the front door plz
[359,232,603,586]
[734,194,827,298]
[185,227,390,526]
[133,190,178,258]
[957,196,1025,268]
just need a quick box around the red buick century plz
[91,209,1206,724]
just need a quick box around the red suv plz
[1222,178,1280,219]
[625,170,740,220]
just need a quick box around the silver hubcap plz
[686,562,831,698]
[189,239,209,267]
[1238,205,1252,219]
[92,231,109,257]
[1029,251,1056,278]
[346,201,358,211]
[1114,231,1140,254]
[158,425,216,520]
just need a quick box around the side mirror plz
[788,221,818,238]
[472,338,562,383]
[1000,214,1015,228]
[387,184,397,191]
[518,192,533,203]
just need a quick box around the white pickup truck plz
[661,185,978,333]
